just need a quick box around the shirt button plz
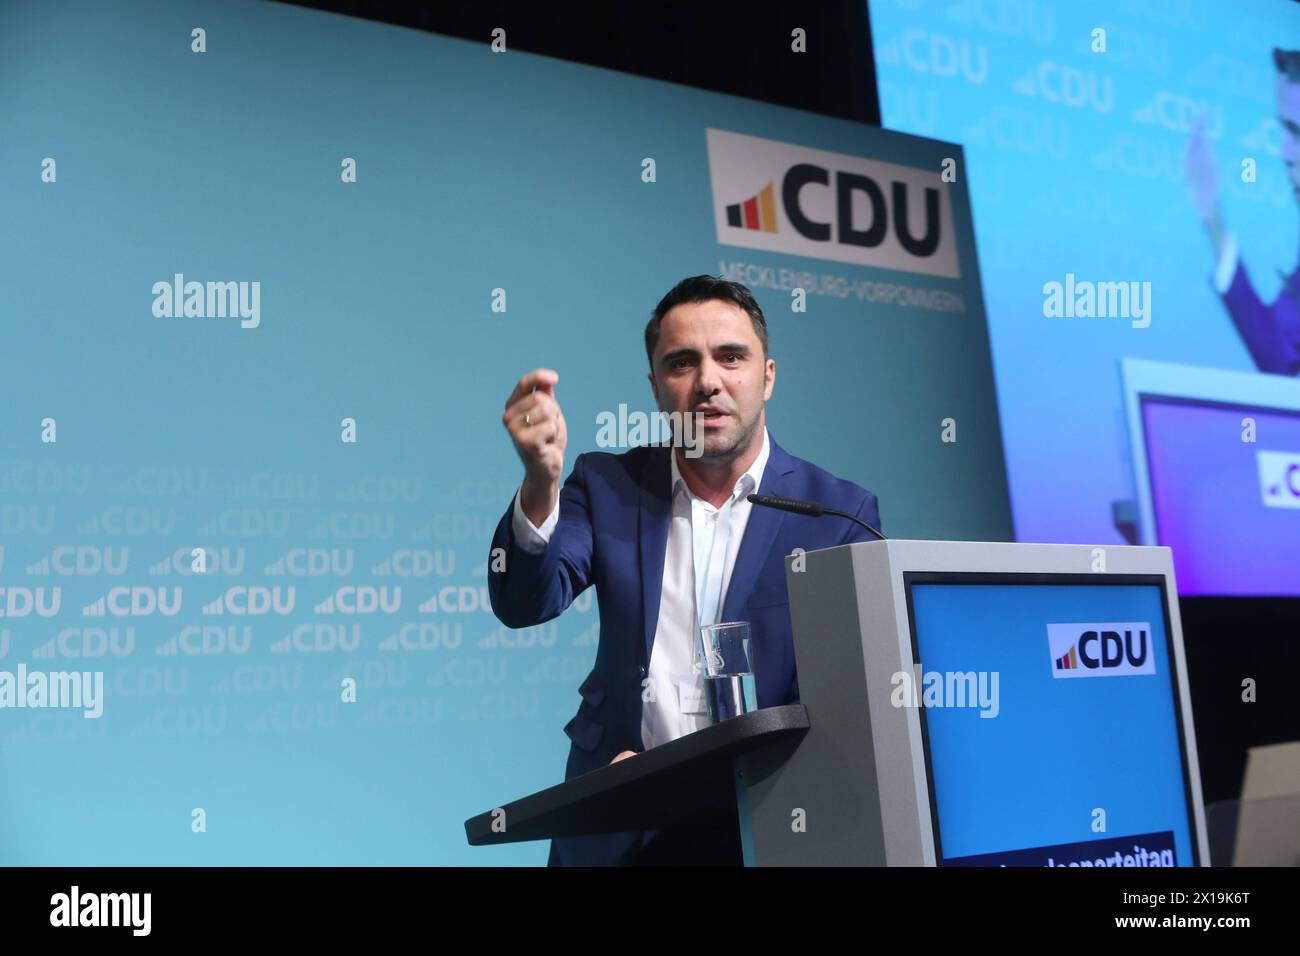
[639,666,647,679]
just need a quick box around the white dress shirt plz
[510,427,771,751]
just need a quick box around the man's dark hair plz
[1274,48,1300,82]
[644,275,769,370]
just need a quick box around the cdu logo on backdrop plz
[705,128,960,278]
[1047,622,1155,678]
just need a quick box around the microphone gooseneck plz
[747,493,886,542]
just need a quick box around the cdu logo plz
[1047,623,1155,679]
[706,128,959,278]
[1257,450,1300,510]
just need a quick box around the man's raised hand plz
[503,369,567,527]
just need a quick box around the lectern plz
[467,540,1211,867]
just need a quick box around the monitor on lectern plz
[904,572,1200,867]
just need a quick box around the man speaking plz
[488,275,882,865]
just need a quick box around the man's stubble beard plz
[698,407,762,462]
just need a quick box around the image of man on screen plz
[1185,47,1300,377]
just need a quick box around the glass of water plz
[696,621,756,723]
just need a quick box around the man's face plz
[1279,74,1300,203]
[648,298,775,461]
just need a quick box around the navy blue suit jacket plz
[487,432,882,865]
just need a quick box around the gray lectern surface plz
[735,540,1211,868]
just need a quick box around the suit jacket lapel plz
[720,435,797,623]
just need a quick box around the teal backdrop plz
[0,0,1012,864]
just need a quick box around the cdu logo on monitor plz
[1257,450,1300,509]
[1046,623,1155,678]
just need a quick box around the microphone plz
[747,493,887,542]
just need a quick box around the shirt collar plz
[671,425,770,505]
